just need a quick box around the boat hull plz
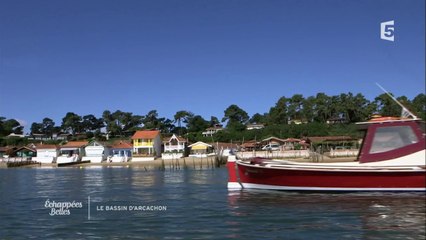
[236,161,426,191]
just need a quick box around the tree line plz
[1,92,425,145]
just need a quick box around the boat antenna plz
[375,83,418,119]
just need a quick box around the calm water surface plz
[0,167,425,239]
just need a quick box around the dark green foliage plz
[222,104,249,131]
[3,90,424,148]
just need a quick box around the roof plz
[14,146,36,152]
[86,140,110,147]
[204,126,224,131]
[241,140,259,148]
[188,141,212,148]
[110,141,133,149]
[306,136,356,143]
[261,136,286,143]
[60,141,89,148]
[356,117,422,125]
[283,138,302,142]
[162,134,187,143]
[131,130,160,140]
[35,144,58,149]
[246,124,265,129]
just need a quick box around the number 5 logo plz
[381,20,395,42]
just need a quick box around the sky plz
[0,0,425,133]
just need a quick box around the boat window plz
[369,126,418,154]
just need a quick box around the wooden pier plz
[0,158,41,168]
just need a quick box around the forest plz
[1,92,425,146]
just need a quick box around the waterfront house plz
[33,144,59,164]
[82,140,110,163]
[202,124,224,137]
[109,141,132,162]
[288,119,308,125]
[261,137,286,150]
[29,132,72,141]
[162,134,187,159]
[281,138,309,150]
[57,141,88,164]
[131,130,161,161]
[11,146,36,159]
[246,123,265,130]
[188,141,214,157]
[6,133,26,138]
[240,140,260,151]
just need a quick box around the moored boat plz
[227,114,425,192]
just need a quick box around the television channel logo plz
[380,20,395,42]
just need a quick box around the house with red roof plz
[109,141,133,162]
[33,144,59,164]
[131,130,161,160]
[57,141,88,164]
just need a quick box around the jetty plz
[0,158,41,168]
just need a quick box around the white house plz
[162,134,187,159]
[246,123,265,130]
[82,141,110,163]
[32,144,59,164]
[57,141,88,164]
[202,125,224,137]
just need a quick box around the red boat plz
[227,116,426,191]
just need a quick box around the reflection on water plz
[227,190,426,239]
[0,168,424,239]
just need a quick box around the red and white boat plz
[227,115,426,192]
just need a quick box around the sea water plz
[0,167,425,239]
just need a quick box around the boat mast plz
[375,83,418,119]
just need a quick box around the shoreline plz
[1,155,357,169]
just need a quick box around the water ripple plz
[0,168,424,239]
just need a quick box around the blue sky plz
[0,0,424,133]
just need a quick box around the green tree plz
[209,116,220,127]
[61,112,82,134]
[288,94,304,121]
[186,115,209,133]
[143,110,160,130]
[158,118,175,133]
[81,115,105,135]
[0,117,4,136]
[249,113,267,124]
[222,104,249,131]
[268,97,288,125]
[30,122,43,134]
[41,118,55,137]
[1,119,24,135]
[313,93,331,123]
[301,96,315,123]
[412,93,426,119]
[174,110,192,129]
[374,93,401,117]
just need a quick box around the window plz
[369,126,418,154]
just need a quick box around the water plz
[0,167,425,239]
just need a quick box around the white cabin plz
[82,141,110,163]
[162,134,187,159]
[32,144,59,164]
